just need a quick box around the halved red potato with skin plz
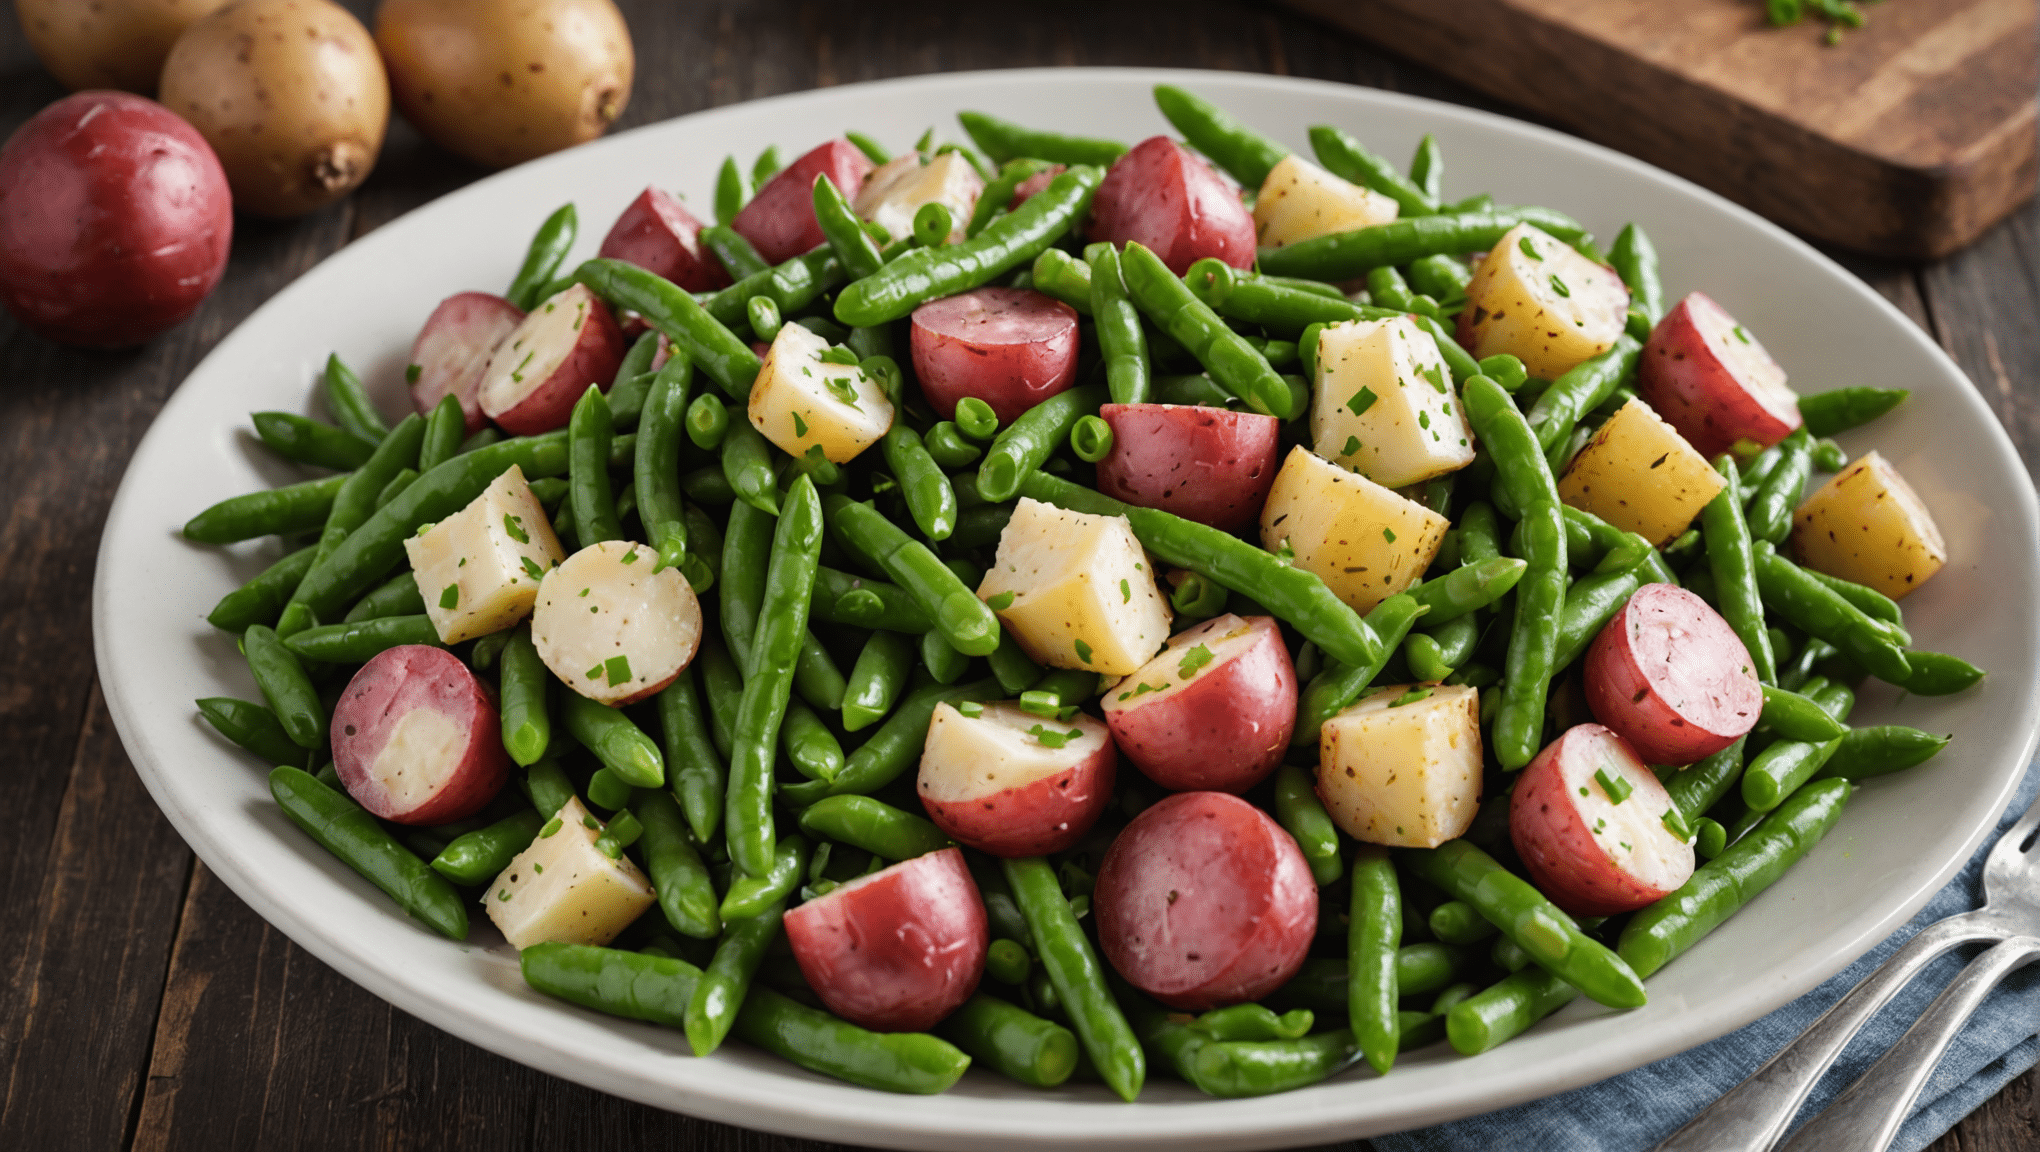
[532,540,703,705]
[1087,136,1255,274]
[332,645,510,825]
[1093,791,1317,1010]
[917,702,1115,858]
[1102,614,1295,792]
[732,138,874,264]
[1637,291,1801,459]
[1510,723,1696,917]
[1583,583,1761,765]
[783,846,987,1032]
[408,292,522,433]
[1094,402,1280,531]
[596,186,729,292]
[477,283,626,436]
[910,287,1079,424]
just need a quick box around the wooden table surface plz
[2,2,2034,1149]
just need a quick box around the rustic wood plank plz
[1276,0,2037,258]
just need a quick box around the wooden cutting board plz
[1277,0,2036,259]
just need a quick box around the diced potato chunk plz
[403,465,566,644]
[1791,450,1946,599]
[918,702,1113,804]
[1253,154,1399,248]
[1316,683,1481,848]
[748,322,895,464]
[1558,398,1726,547]
[1460,223,1630,379]
[854,151,983,245]
[1311,315,1475,488]
[533,540,703,705]
[1259,446,1449,614]
[487,797,654,949]
[978,497,1172,675]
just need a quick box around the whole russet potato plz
[0,91,232,347]
[375,0,634,170]
[157,0,388,218]
[14,0,230,93]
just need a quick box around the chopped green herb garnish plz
[824,374,861,408]
[1383,527,1397,543]
[1346,387,1378,416]
[1391,687,1432,707]
[405,364,422,384]
[818,345,861,366]
[1549,274,1571,298]
[1595,767,1633,804]
[987,590,1015,611]
[1342,435,1362,456]
[503,514,529,544]
[521,556,545,580]
[1019,690,1060,717]
[578,586,590,596]
[1120,578,1131,604]
[531,863,542,874]
[439,584,460,610]
[1073,639,1094,665]
[1733,325,1751,344]
[1418,410,1432,430]
[540,817,562,838]
[620,548,638,564]
[791,411,810,438]
[1662,807,1694,841]
[498,889,512,901]
[1027,724,1070,749]
[604,654,633,686]
[1176,644,1215,679]
[1423,363,1448,393]
[957,701,984,718]
[587,664,604,680]
[1519,236,1540,259]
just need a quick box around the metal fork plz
[1651,791,2040,1152]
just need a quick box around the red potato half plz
[1094,402,1280,531]
[1584,583,1762,766]
[732,139,874,264]
[1010,164,1065,209]
[783,846,987,1032]
[597,186,729,292]
[1638,291,1802,459]
[917,702,1116,858]
[1102,614,1295,793]
[1510,723,1696,917]
[1087,136,1256,274]
[910,287,1080,424]
[332,645,511,826]
[0,91,232,347]
[476,283,627,436]
[1094,791,1317,1010]
[533,540,703,706]
[409,292,523,432]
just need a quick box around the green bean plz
[1366,265,1418,313]
[811,566,934,633]
[1192,1004,1313,1043]
[1761,682,1849,742]
[1185,261,1396,337]
[1899,650,1985,696]
[241,624,325,749]
[1752,542,1911,683]
[1407,132,1444,200]
[799,795,951,860]
[1742,682,1852,809]
[936,993,1077,1089]
[1498,501,1566,771]
[782,678,999,807]
[431,809,543,886]
[1608,223,1664,324]
[1801,569,1906,636]
[701,224,769,283]
[1120,244,1291,418]
[1702,455,1776,683]
[275,412,429,637]
[491,625,551,767]
[793,632,848,714]
[1290,593,1430,747]
[741,980,973,1093]
[958,110,1127,167]
[722,833,810,922]
[281,614,439,663]
[712,157,748,227]
[1815,726,1950,780]
[1551,568,1646,671]
[560,385,623,546]
[630,360,696,572]
[1122,986,1357,1098]
[844,630,916,731]
[1030,248,1094,315]
[686,900,784,1056]
[1081,242,1151,405]
[1666,737,1747,821]
[774,700,840,782]
[506,203,577,310]
[1445,967,1576,1055]
[690,638,742,764]
[648,672,722,844]
[574,258,761,402]
[1307,124,1439,216]
[1065,415,1111,464]
[559,690,663,787]
[1153,84,1288,188]
[882,424,958,542]
[1525,336,1643,453]
[196,696,307,766]
[1404,632,1452,682]
[253,410,377,472]
[916,422,979,470]
[209,545,319,633]
[1798,387,1908,437]
[1269,946,1472,1013]
[374,468,419,511]
[523,942,700,1031]
[1407,556,1528,624]
[316,355,387,446]
[812,172,884,279]
[270,766,467,939]
[1260,208,1589,282]
[1348,845,1402,1075]
[406,393,460,475]
[719,417,780,516]
[1274,766,1343,885]
[704,247,845,333]
[835,166,1102,327]
[823,495,999,656]
[985,630,1045,698]
[975,385,1105,502]
[1019,471,1386,671]
[727,477,824,877]
[1403,840,1645,1008]
[966,158,1053,238]
[1408,253,1472,303]
[1428,900,1500,945]
[1005,857,1144,1101]
[1747,428,1811,544]
[185,473,350,545]
[1619,778,1850,978]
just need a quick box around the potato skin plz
[16,0,229,93]
[1637,291,1800,459]
[409,292,523,432]
[1088,135,1255,274]
[477,283,626,436]
[732,138,873,265]
[1094,791,1317,1010]
[1509,723,1694,917]
[376,0,633,170]
[1094,403,1280,531]
[1102,615,1296,793]
[910,287,1080,424]
[0,91,232,347]
[917,703,1117,858]
[332,645,511,825]
[1583,583,1761,765]
[597,186,729,292]
[784,848,987,1033]
[158,0,388,218]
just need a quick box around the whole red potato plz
[0,91,231,347]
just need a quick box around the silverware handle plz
[1778,935,2040,1152]
[1651,917,1991,1152]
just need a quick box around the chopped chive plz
[604,654,633,686]
[439,584,460,610]
[1176,643,1215,679]
[503,514,530,544]
[987,590,1015,611]
[1595,767,1633,804]
[520,556,545,580]
[1120,579,1131,603]
[1549,274,1571,298]
[957,701,984,718]
[1391,687,1432,707]
[1342,435,1362,456]
[1346,387,1378,416]
[1073,639,1093,665]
